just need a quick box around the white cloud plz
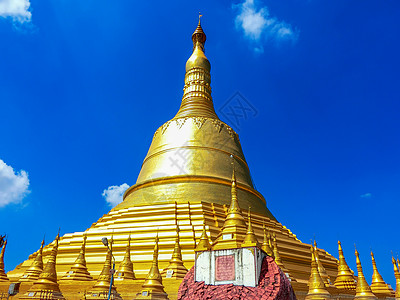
[0,159,30,207]
[102,183,130,208]
[234,0,298,51]
[0,0,32,23]
[360,193,372,199]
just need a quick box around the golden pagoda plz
[3,18,353,300]
[392,256,400,299]
[115,234,135,281]
[313,240,332,287]
[160,227,187,279]
[369,251,394,296]
[135,235,168,300]
[334,241,356,290]
[19,238,45,282]
[0,238,9,282]
[305,245,331,300]
[60,234,93,281]
[20,233,65,300]
[354,247,377,300]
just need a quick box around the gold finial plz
[305,245,330,299]
[161,226,188,279]
[334,241,356,290]
[313,240,331,287]
[241,207,260,248]
[135,234,168,299]
[20,236,46,282]
[354,246,377,299]
[369,251,392,295]
[198,12,203,24]
[195,222,212,252]
[0,238,9,282]
[261,223,274,257]
[24,233,65,299]
[61,233,93,281]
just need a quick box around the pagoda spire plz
[392,255,400,299]
[313,240,332,287]
[20,237,45,282]
[370,251,393,296]
[195,223,212,252]
[116,233,136,281]
[0,238,9,281]
[305,245,331,300]
[334,241,356,290]
[21,232,65,299]
[212,164,247,250]
[261,223,274,257]
[241,207,260,248]
[174,16,218,119]
[272,233,295,281]
[135,234,168,299]
[61,234,93,281]
[354,246,377,299]
[161,226,188,279]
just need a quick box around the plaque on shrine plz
[215,255,235,281]
[195,247,266,287]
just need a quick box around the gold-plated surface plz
[20,233,65,300]
[392,256,400,299]
[19,238,45,282]
[212,168,247,250]
[305,246,331,300]
[369,251,393,296]
[0,239,9,281]
[136,235,168,300]
[334,241,356,290]
[241,208,260,248]
[160,227,187,279]
[61,234,93,281]
[313,240,332,287]
[116,234,135,281]
[354,247,377,300]
[261,224,274,257]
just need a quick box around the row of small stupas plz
[1,169,400,299]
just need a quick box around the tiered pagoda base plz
[3,201,342,299]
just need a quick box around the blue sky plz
[1,0,399,288]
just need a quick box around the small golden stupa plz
[313,240,332,287]
[160,227,188,279]
[261,224,274,257]
[19,238,45,282]
[392,256,400,299]
[135,235,168,300]
[369,251,394,296]
[354,247,377,300]
[305,245,331,300]
[20,233,65,300]
[115,234,135,281]
[333,241,356,290]
[241,208,260,248]
[60,234,93,281]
